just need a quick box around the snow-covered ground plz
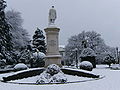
[0,65,120,90]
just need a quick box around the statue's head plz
[52,6,54,8]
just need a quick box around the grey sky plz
[6,0,120,48]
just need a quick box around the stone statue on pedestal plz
[44,6,62,67]
[49,6,57,25]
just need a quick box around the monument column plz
[44,6,62,67]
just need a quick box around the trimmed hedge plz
[61,69,99,78]
[3,68,45,82]
[2,68,99,82]
[79,61,93,71]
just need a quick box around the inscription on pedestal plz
[48,40,56,46]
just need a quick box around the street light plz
[116,47,119,64]
[72,48,78,68]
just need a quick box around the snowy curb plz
[61,68,99,78]
[0,75,105,85]
[2,68,45,82]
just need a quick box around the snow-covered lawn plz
[0,65,120,90]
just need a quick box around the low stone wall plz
[2,68,45,82]
[2,68,99,82]
[61,69,99,78]
[0,68,14,74]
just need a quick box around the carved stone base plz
[45,55,62,67]
[44,27,62,67]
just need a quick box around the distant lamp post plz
[116,47,119,64]
[119,51,120,64]
[82,32,89,48]
[72,48,78,68]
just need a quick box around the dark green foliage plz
[0,0,12,51]
[103,54,115,67]
[34,59,45,67]
[32,28,46,54]
[0,0,13,65]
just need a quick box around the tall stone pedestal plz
[44,27,62,67]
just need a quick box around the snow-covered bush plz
[33,51,46,67]
[103,52,115,67]
[36,64,67,84]
[110,64,120,70]
[14,63,28,70]
[33,51,46,59]
[79,61,93,71]
[80,47,96,68]
[49,72,67,83]
[80,48,96,58]
[46,64,61,76]
[0,59,6,69]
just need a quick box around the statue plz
[49,6,57,25]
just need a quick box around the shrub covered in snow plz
[36,64,67,84]
[103,52,115,67]
[33,51,46,59]
[0,60,6,69]
[49,72,67,83]
[80,48,96,57]
[110,64,120,70]
[14,63,28,70]
[33,51,46,67]
[80,48,96,68]
[46,64,61,76]
[79,61,93,71]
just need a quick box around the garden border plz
[0,68,104,85]
[0,75,105,85]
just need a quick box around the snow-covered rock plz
[36,71,51,83]
[49,72,67,83]
[79,61,93,71]
[36,64,67,84]
[46,64,61,76]
[80,47,96,57]
[14,63,28,70]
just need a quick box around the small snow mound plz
[80,61,93,66]
[79,61,93,71]
[49,72,67,83]
[36,71,51,83]
[110,64,120,70]
[36,64,67,84]
[80,47,96,57]
[14,63,28,70]
[33,51,46,59]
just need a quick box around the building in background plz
[59,45,65,57]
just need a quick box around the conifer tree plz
[0,0,13,64]
[32,28,46,54]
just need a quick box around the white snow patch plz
[79,61,93,67]
[110,64,120,70]
[33,52,46,59]
[14,63,28,70]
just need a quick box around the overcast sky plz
[6,0,120,48]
